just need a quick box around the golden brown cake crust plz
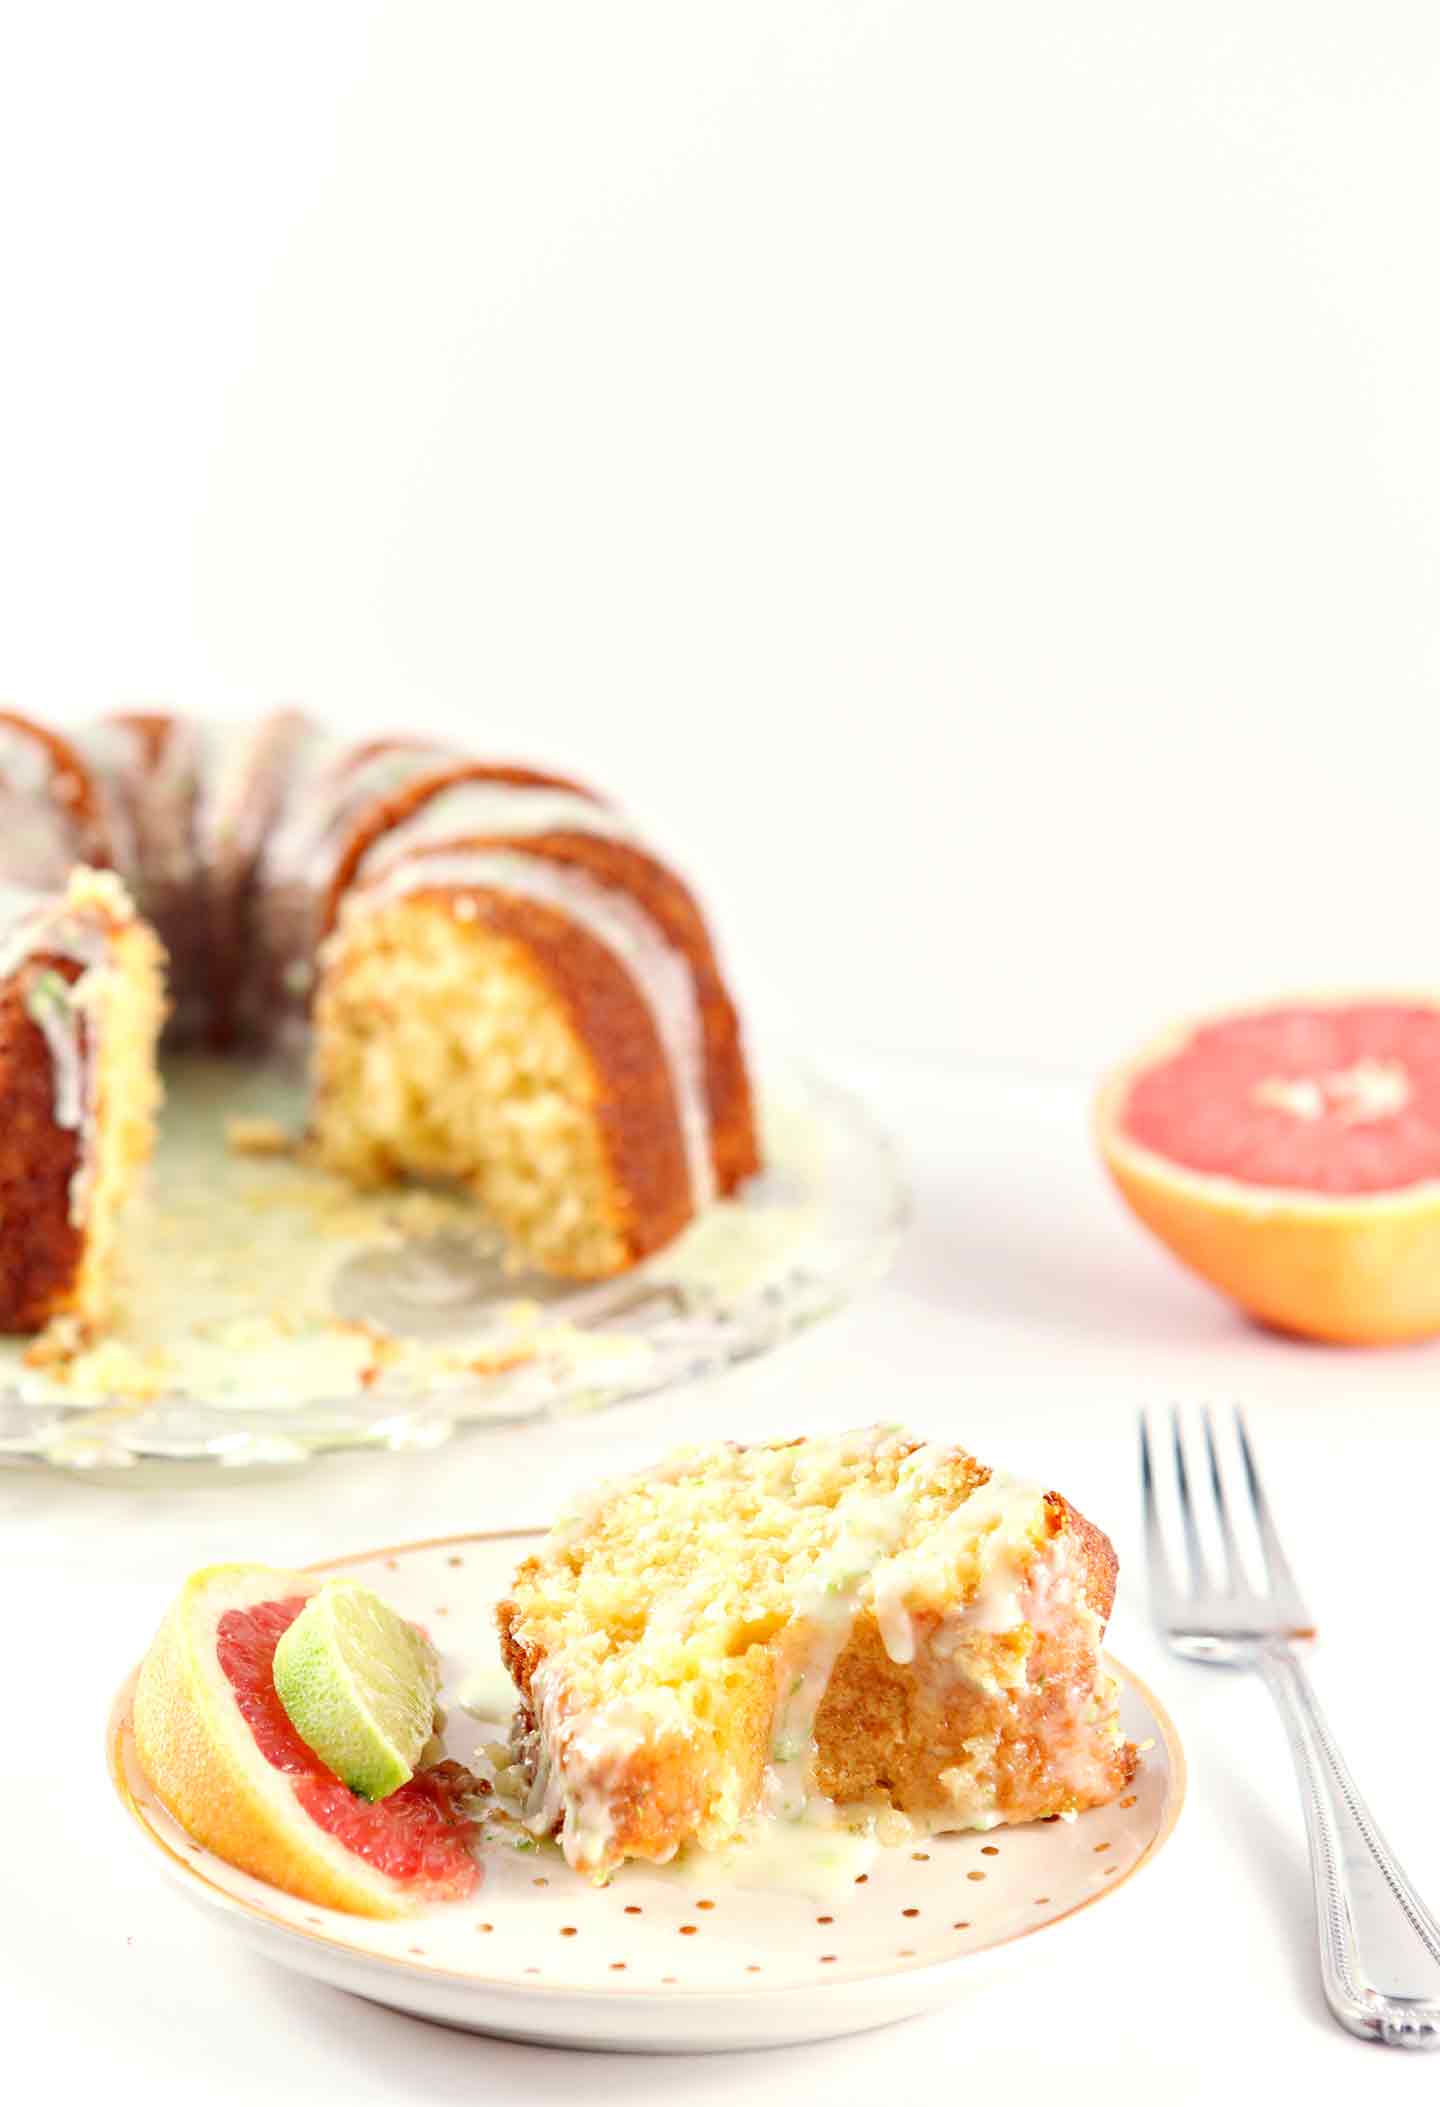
[0,953,89,1331]
[1058,1492,1120,1623]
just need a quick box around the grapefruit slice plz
[132,1564,479,1916]
[1097,997,1440,1345]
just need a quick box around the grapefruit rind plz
[132,1563,447,1918]
[272,1580,441,1803]
[1096,997,1440,1346]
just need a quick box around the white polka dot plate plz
[108,1528,1186,2054]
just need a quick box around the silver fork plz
[1142,1404,1440,2049]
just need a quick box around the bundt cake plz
[497,1427,1138,1880]
[0,708,758,1332]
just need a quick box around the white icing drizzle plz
[351,846,716,1210]
[196,713,313,875]
[519,1666,704,1872]
[67,723,144,888]
[521,1668,642,1870]
[81,717,198,898]
[870,1467,1050,1670]
[358,780,631,882]
[758,1441,1045,1819]
[27,975,86,1131]
[0,883,110,983]
[0,881,117,1221]
[765,1470,926,1819]
[0,796,77,889]
[142,717,203,889]
[263,738,455,890]
[0,722,125,889]
[0,725,57,801]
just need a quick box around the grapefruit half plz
[132,1564,479,1917]
[1096,996,1440,1345]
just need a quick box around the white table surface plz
[5,1052,1439,2104]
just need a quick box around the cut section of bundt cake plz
[0,708,760,1323]
[307,836,757,1280]
[497,1428,1136,1879]
[0,868,166,1333]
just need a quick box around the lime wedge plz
[272,1581,441,1801]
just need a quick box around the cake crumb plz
[23,1312,88,1368]
[225,1116,295,1158]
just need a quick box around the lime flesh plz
[272,1581,441,1801]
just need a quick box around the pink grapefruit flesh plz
[132,1562,481,1917]
[1121,1003,1440,1196]
[1098,995,1440,1344]
[216,1595,477,1897]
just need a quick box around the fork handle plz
[1258,1640,1440,2048]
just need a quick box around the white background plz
[5,8,1440,2103]
[5,3,1440,1072]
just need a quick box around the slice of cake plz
[0,869,166,1333]
[498,1427,1136,1879]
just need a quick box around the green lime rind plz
[272,1581,441,1802]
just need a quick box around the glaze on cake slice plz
[497,1428,1137,1879]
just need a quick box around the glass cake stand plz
[0,1058,905,1474]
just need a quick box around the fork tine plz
[1170,1405,1209,1593]
[1201,1406,1245,1594]
[1233,1405,1307,1611]
[1139,1411,1180,1609]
